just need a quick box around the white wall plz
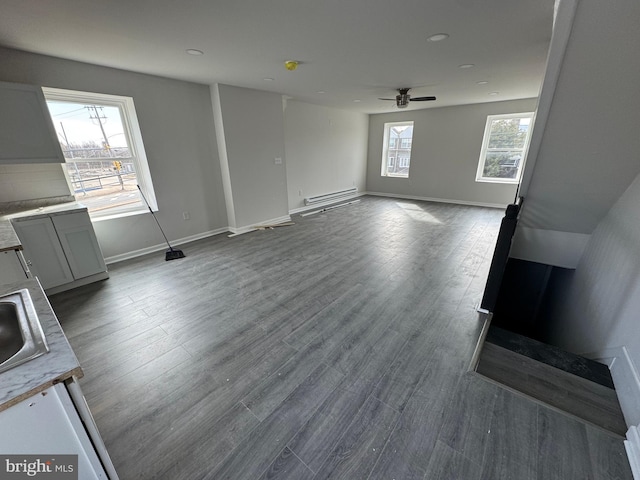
[0,47,227,259]
[366,98,537,207]
[283,101,368,211]
[518,0,640,424]
[213,84,289,230]
[545,172,640,425]
[517,0,640,235]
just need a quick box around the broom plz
[137,185,185,261]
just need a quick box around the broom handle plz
[137,185,174,250]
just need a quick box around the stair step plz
[485,326,614,389]
[477,342,627,436]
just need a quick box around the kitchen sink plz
[0,289,49,374]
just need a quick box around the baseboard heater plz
[304,187,358,206]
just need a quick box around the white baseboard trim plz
[289,192,366,215]
[104,227,228,265]
[365,191,506,209]
[626,426,640,480]
[583,345,640,428]
[228,214,292,237]
[584,346,640,478]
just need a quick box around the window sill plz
[382,174,409,179]
[89,206,152,222]
[475,178,519,185]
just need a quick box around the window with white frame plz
[381,121,414,178]
[42,87,157,219]
[476,113,533,183]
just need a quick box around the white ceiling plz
[0,0,554,113]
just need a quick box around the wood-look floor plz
[49,196,632,480]
[477,342,628,436]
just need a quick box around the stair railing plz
[479,196,523,313]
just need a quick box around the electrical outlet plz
[274,157,282,165]
[182,212,190,220]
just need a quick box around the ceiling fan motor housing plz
[396,94,410,108]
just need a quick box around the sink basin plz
[0,289,49,374]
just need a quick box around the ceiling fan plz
[379,88,436,109]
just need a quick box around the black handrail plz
[480,196,523,313]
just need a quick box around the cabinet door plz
[52,211,107,279]
[0,81,65,164]
[0,249,28,284]
[11,217,74,289]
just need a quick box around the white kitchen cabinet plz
[51,212,106,280]
[12,217,75,290]
[11,209,108,293]
[0,249,29,284]
[0,382,114,479]
[0,81,65,164]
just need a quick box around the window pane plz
[45,99,144,215]
[46,101,131,159]
[482,151,522,179]
[488,119,529,149]
[382,123,413,177]
[476,113,533,184]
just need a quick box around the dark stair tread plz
[485,326,615,389]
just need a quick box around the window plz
[476,113,534,184]
[381,121,414,178]
[42,87,157,219]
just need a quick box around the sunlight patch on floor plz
[396,202,442,224]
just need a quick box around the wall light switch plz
[274,157,282,165]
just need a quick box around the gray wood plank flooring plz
[477,341,627,435]
[49,196,632,479]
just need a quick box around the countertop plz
[0,201,87,221]
[0,279,82,412]
[0,220,22,253]
[0,201,87,253]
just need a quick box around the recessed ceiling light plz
[458,64,475,69]
[488,91,499,96]
[316,91,326,94]
[186,49,204,56]
[353,99,361,103]
[427,33,449,42]
[263,77,274,81]
[476,81,489,85]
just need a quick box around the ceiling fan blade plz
[378,97,397,101]
[410,96,437,101]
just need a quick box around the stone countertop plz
[0,220,22,253]
[0,279,82,412]
[0,201,87,221]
